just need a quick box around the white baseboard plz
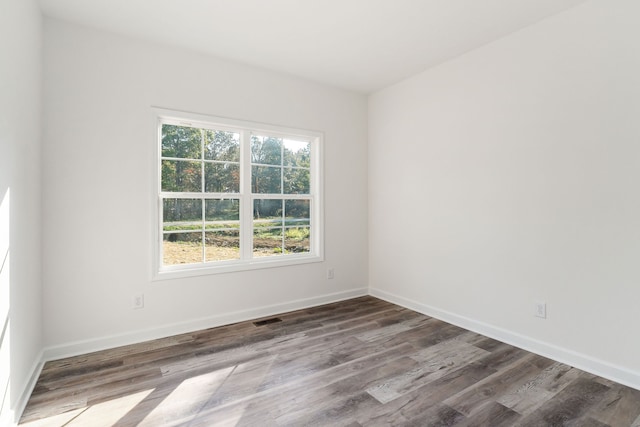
[369,287,640,392]
[14,350,44,425]
[42,287,368,363]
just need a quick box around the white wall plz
[369,0,640,387]
[42,19,368,354]
[0,0,43,422]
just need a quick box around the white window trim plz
[151,107,324,280]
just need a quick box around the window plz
[153,109,323,278]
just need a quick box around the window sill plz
[153,254,324,281]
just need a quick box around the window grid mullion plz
[158,195,164,268]
[159,192,241,199]
[240,130,252,260]
[249,193,309,200]
[200,129,206,194]
[201,130,206,262]
[201,195,206,263]
[281,199,285,254]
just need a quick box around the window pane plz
[251,135,282,165]
[204,130,240,162]
[253,227,283,258]
[205,199,239,223]
[285,227,310,254]
[283,168,310,194]
[283,139,310,167]
[205,163,240,193]
[284,200,310,226]
[162,160,202,192]
[253,199,282,257]
[163,199,202,231]
[252,165,281,194]
[253,199,282,221]
[162,125,202,159]
[163,232,203,265]
[205,230,240,261]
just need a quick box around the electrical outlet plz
[326,268,335,280]
[133,293,144,309]
[534,301,546,319]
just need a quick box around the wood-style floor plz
[20,297,640,426]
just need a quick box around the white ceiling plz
[38,0,587,94]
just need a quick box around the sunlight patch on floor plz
[21,389,154,427]
[139,366,236,426]
[19,408,85,427]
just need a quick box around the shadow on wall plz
[0,188,11,424]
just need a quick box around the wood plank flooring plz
[19,297,640,426]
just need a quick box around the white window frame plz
[152,108,324,280]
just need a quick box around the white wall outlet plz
[326,268,335,280]
[133,293,144,309]
[534,301,546,319]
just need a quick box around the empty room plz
[2,0,640,425]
